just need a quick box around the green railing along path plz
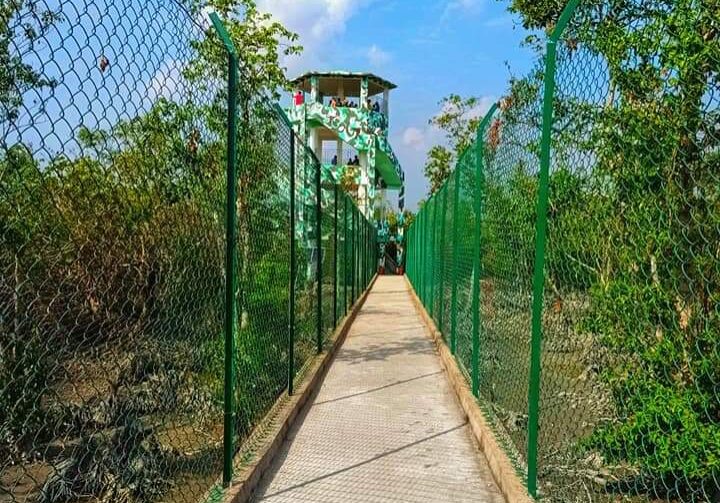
[406,0,720,501]
[0,5,376,502]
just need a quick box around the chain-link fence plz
[0,2,376,502]
[406,0,719,501]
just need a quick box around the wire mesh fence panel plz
[0,1,229,501]
[358,219,362,291]
[478,90,543,475]
[534,1,720,501]
[430,197,438,315]
[431,184,447,338]
[341,194,351,315]
[453,147,478,380]
[320,179,335,344]
[438,171,455,341]
[425,197,435,316]
[0,2,378,501]
[361,219,367,291]
[292,148,319,375]
[407,0,720,501]
[233,102,293,444]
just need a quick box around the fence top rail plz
[210,12,237,55]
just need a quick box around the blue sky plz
[259,0,537,210]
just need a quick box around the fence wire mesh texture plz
[406,0,720,502]
[0,2,377,502]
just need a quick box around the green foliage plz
[423,145,453,195]
[0,0,61,137]
[186,0,301,103]
[423,94,487,195]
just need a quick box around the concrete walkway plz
[252,276,504,503]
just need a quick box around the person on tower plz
[293,90,304,106]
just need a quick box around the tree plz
[186,0,301,103]
[423,94,486,195]
[0,0,61,146]
[423,145,453,195]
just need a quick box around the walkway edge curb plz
[404,275,534,503]
[217,274,379,503]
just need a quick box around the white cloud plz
[440,0,484,24]
[396,94,497,209]
[483,15,513,28]
[367,44,391,67]
[147,59,186,101]
[399,123,444,154]
[402,127,426,149]
[398,94,495,172]
[444,0,483,15]
[256,0,376,76]
[467,95,496,119]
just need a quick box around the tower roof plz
[290,71,397,96]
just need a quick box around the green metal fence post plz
[449,153,462,355]
[471,104,499,399]
[351,203,356,303]
[420,204,427,304]
[429,197,437,318]
[415,223,418,281]
[417,212,422,295]
[429,198,436,311]
[364,218,368,286]
[357,205,361,300]
[416,218,419,283]
[420,211,424,290]
[526,0,579,495]
[362,218,366,288]
[359,217,364,290]
[423,202,429,306]
[416,216,420,289]
[359,215,362,291]
[438,184,448,334]
[288,130,296,396]
[370,223,373,281]
[372,225,376,277]
[412,222,417,283]
[419,203,425,301]
[210,12,237,488]
[315,159,322,354]
[343,192,349,314]
[362,214,366,288]
[333,184,338,327]
[364,219,368,286]
[374,226,378,276]
[408,226,413,280]
[369,222,372,282]
[359,209,362,290]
